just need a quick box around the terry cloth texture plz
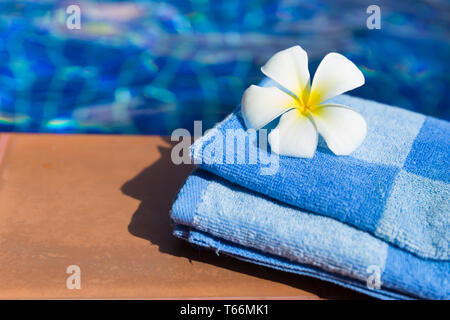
[171,170,449,300]
[190,78,450,261]
[171,78,449,299]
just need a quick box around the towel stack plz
[170,79,449,299]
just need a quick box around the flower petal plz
[311,104,367,155]
[308,53,365,106]
[261,45,310,101]
[268,109,318,158]
[241,85,298,130]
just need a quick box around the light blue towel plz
[171,78,449,298]
[171,170,450,299]
[190,78,450,261]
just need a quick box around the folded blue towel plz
[171,78,449,299]
[171,170,449,299]
[190,78,450,262]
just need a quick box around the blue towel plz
[190,78,450,262]
[171,78,449,299]
[171,170,449,299]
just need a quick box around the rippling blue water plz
[0,0,448,134]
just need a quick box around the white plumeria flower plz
[241,45,367,158]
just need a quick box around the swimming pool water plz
[0,0,448,134]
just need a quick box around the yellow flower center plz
[292,86,321,114]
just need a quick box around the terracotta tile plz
[0,133,366,299]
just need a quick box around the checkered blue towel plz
[190,79,450,261]
[171,78,449,299]
[171,170,449,299]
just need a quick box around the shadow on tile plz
[121,137,369,300]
